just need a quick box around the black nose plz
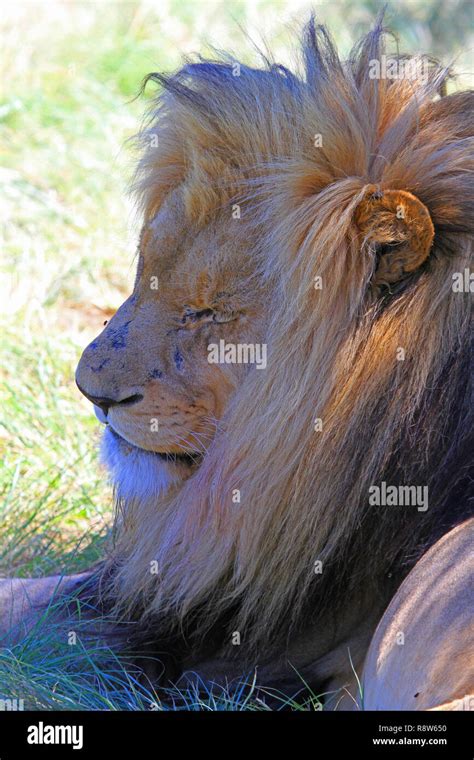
[76,382,143,413]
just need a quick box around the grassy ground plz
[0,0,471,710]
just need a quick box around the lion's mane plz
[101,18,473,660]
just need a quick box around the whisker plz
[172,434,204,465]
[176,427,212,456]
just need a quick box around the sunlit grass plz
[0,587,326,710]
[0,326,110,577]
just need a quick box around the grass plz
[0,0,470,710]
[0,582,328,711]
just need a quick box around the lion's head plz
[76,19,473,663]
[76,185,267,501]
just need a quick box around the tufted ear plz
[355,187,435,289]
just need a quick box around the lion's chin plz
[100,426,197,504]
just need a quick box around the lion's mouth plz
[154,450,202,466]
[103,418,202,467]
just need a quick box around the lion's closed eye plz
[181,306,238,326]
[181,307,214,325]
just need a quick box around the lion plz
[1,18,473,710]
[362,517,474,710]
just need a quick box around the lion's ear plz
[354,187,435,289]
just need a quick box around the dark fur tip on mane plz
[138,13,450,111]
[131,13,471,232]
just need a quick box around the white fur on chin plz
[100,426,188,503]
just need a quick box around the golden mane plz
[104,18,473,656]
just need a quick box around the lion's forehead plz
[139,193,258,307]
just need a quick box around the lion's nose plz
[76,382,143,414]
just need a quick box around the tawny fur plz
[97,20,473,663]
[362,519,474,710]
